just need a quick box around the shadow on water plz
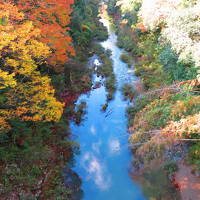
[63,167,84,200]
[132,166,181,200]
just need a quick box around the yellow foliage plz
[0,70,16,89]
[0,117,11,133]
[170,96,200,118]
[0,2,64,133]
[161,113,200,137]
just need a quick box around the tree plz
[138,0,181,30]
[0,1,64,133]
[138,0,200,79]
[17,0,75,71]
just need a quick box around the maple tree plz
[17,0,75,71]
[0,1,64,133]
[0,1,95,198]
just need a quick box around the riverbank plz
[106,1,200,199]
[175,161,200,200]
[70,7,146,199]
[0,1,109,199]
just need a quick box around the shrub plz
[120,54,133,67]
[163,161,178,175]
[121,83,138,100]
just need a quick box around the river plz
[70,17,146,200]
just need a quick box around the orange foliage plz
[132,113,200,161]
[0,1,23,21]
[0,1,64,133]
[170,96,200,118]
[179,79,200,87]
[17,0,75,70]
[129,79,200,162]
[161,113,200,138]
[136,23,147,33]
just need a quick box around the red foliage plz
[136,23,148,33]
[61,83,91,108]
[17,0,75,70]
[61,91,80,106]
[171,175,180,190]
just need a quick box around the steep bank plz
[107,1,200,199]
[0,0,108,199]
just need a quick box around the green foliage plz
[98,56,113,77]
[132,31,172,88]
[121,83,137,100]
[0,118,79,198]
[120,54,133,67]
[105,73,116,101]
[74,101,87,125]
[120,0,141,26]
[95,46,116,101]
[107,0,119,15]
[131,92,200,132]
[95,23,109,41]
[127,95,155,126]
[163,160,178,175]
[71,0,108,50]
[160,45,198,82]
[140,167,180,200]
[92,43,106,56]
[51,74,66,95]
[188,142,200,167]
[117,33,137,53]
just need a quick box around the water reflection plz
[90,125,96,135]
[92,140,102,154]
[82,152,112,191]
[132,167,181,200]
[109,138,121,154]
[63,167,83,200]
[70,16,146,200]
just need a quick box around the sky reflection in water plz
[70,18,146,200]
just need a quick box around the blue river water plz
[70,18,146,200]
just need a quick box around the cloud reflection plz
[90,125,96,135]
[82,152,111,190]
[92,140,102,154]
[109,138,121,154]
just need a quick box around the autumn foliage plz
[0,0,91,198]
[17,0,75,70]
[0,1,64,133]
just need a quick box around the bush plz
[126,95,155,126]
[121,83,137,100]
[120,54,133,67]
[74,101,87,125]
[95,22,109,41]
[117,32,137,53]
[163,161,178,175]
[188,142,200,166]
[105,74,116,101]
[160,45,197,82]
